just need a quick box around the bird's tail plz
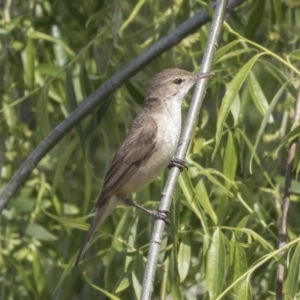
[75,194,119,266]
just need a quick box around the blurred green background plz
[1,0,300,299]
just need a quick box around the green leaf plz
[230,94,241,125]
[237,278,252,300]
[24,222,57,241]
[245,0,265,39]
[195,180,218,225]
[178,234,191,282]
[288,49,300,61]
[112,209,131,251]
[115,276,131,293]
[284,242,300,297]
[84,96,113,139]
[41,206,89,230]
[223,131,237,188]
[83,273,122,300]
[36,87,50,141]
[119,0,146,36]
[86,4,113,28]
[27,27,75,57]
[206,228,225,299]
[32,250,45,293]
[65,68,86,157]
[214,53,266,157]
[52,139,78,195]
[132,252,143,299]
[214,40,243,63]
[247,71,274,123]
[275,124,300,156]
[22,38,36,90]
[179,171,210,237]
[249,80,292,172]
[231,236,248,292]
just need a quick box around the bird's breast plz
[119,109,182,194]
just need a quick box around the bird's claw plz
[168,158,188,172]
[149,210,170,226]
[123,198,170,226]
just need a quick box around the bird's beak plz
[197,72,215,80]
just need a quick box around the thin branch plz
[0,0,246,210]
[276,87,300,300]
[140,0,228,298]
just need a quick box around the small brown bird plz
[75,68,213,266]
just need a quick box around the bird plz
[75,68,213,266]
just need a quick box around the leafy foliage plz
[1,0,300,299]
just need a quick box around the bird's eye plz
[173,78,183,85]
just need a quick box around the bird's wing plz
[96,113,158,207]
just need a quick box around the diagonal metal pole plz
[140,0,228,298]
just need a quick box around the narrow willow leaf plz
[284,242,300,297]
[36,87,50,141]
[178,234,191,282]
[274,124,300,156]
[115,276,131,293]
[27,27,75,57]
[214,53,266,158]
[249,80,292,172]
[132,253,143,300]
[66,68,86,157]
[52,139,78,194]
[41,203,89,230]
[245,0,265,38]
[259,60,297,98]
[119,0,146,36]
[223,131,237,187]
[231,237,248,292]
[35,64,65,79]
[125,81,144,105]
[214,40,242,63]
[235,216,249,239]
[237,278,252,300]
[195,180,218,225]
[51,25,69,66]
[25,222,57,241]
[235,128,274,187]
[79,63,93,99]
[84,96,113,139]
[22,37,36,90]
[179,172,210,237]
[83,273,122,300]
[247,71,274,123]
[216,48,257,64]
[206,228,226,299]
[188,160,233,197]
[86,4,113,28]
[112,210,131,251]
[83,163,93,215]
[230,94,240,125]
[272,0,282,29]
[32,251,45,293]
[288,49,300,61]
[11,261,35,293]
[125,215,139,272]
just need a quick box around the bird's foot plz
[123,198,170,225]
[168,158,188,172]
[149,209,170,226]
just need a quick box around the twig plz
[276,87,300,300]
[140,0,228,298]
[0,0,246,210]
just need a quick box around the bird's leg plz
[123,198,170,225]
[168,158,188,172]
